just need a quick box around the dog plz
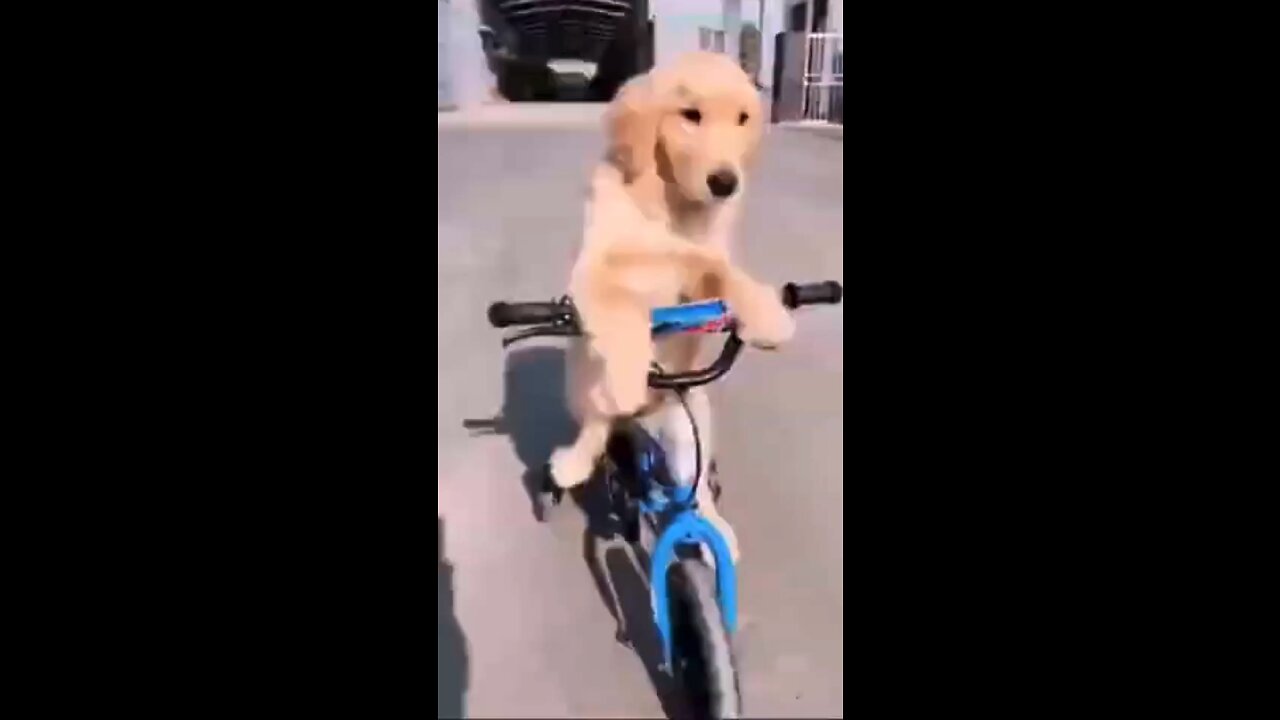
[549,52,795,562]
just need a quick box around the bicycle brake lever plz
[501,324,579,348]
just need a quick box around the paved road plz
[438,116,844,719]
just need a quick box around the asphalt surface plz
[437,115,844,718]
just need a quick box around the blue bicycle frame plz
[622,299,739,666]
[491,280,842,683]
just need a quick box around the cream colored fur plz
[549,52,794,562]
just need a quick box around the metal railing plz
[801,32,843,123]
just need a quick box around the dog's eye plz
[680,108,701,124]
[738,112,750,126]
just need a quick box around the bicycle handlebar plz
[646,334,745,389]
[487,300,574,328]
[783,281,843,308]
[486,281,842,390]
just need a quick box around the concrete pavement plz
[437,103,607,129]
[437,115,844,718]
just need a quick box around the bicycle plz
[486,280,843,719]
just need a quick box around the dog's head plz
[606,52,764,204]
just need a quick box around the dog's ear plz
[605,75,660,183]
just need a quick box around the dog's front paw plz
[737,292,795,349]
[550,447,595,489]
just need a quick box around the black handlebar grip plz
[783,281,843,309]
[487,302,569,328]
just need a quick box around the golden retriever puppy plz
[550,52,794,561]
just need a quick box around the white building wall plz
[762,0,787,95]
[723,0,742,61]
[438,0,496,108]
[647,0,845,106]
[651,0,776,94]
[651,0,725,68]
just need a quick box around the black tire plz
[668,558,741,719]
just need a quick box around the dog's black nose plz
[706,170,738,198]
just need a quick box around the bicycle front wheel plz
[668,558,741,720]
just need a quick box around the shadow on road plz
[461,345,577,517]
[584,532,686,718]
[500,346,579,518]
[438,517,469,720]
[464,345,685,718]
